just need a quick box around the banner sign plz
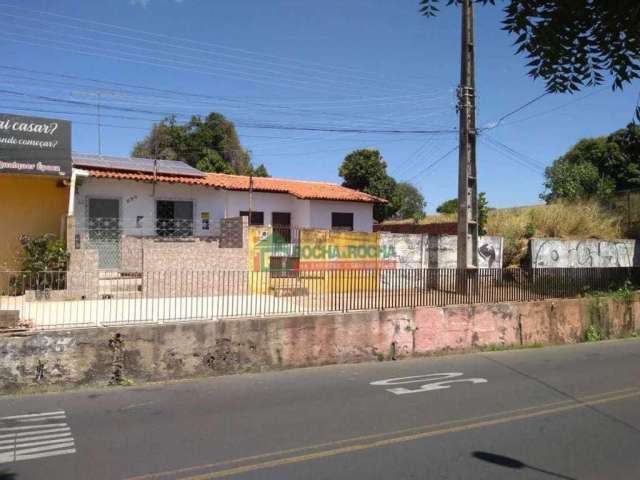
[0,113,72,177]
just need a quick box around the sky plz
[0,0,637,212]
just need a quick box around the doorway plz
[87,198,121,270]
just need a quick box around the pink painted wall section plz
[414,303,520,354]
[3,293,640,392]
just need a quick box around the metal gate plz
[87,198,121,270]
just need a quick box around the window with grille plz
[240,210,264,226]
[156,200,194,237]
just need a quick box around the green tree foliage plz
[435,193,489,234]
[419,1,640,93]
[338,149,399,222]
[394,182,427,221]
[132,113,269,176]
[542,124,640,202]
[18,234,68,273]
[252,164,270,177]
[436,198,458,214]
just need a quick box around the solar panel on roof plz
[71,154,206,178]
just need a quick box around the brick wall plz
[374,222,457,235]
[220,216,246,248]
[140,235,249,296]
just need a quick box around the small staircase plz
[269,277,308,297]
[98,272,143,299]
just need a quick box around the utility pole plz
[456,0,478,272]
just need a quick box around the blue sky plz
[0,0,637,212]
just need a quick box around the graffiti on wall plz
[426,235,504,269]
[377,233,504,289]
[248,227,506,293]
[531,239,638,268]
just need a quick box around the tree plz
[541,124,640,202]
[252,164,270,177]
[394,182,427,221]
[435,193,488,233]
[436,198,458,214]
[419,1,640,93]
[132,113,269,176]
[339,149,399,222]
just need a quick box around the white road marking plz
[0,423,68,432]
[16,415,67,422]
[370,373,464,386]
[13,441,75,455]
[0,432,72,445]
[371,372,488,396]
[8,437,75,450]
[1,411,65,420]
[0,410,76,464]
[0,427,71,439]
[0,410,65,421]
[387,378,489,395]
[15,448,76,461]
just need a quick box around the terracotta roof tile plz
[83,168,386,204]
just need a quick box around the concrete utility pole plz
[456,0,479,271]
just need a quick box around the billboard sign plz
[0,113,72,177]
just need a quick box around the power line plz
[0,19,395,95]
[0,67,451,131]
[492,87,607,128]
[480,92,549,130]
[0,2,431,90]
[479,136,544,174]
[0,87,459,135]
[482,134,546,169]
[2,30,346,95]
[405,145,459,182]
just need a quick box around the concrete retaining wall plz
[2,294,639,393]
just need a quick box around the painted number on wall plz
[370,373,487,395]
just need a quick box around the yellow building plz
[0,174,69,275]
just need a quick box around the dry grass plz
[383,201,625,267]
[419,213,456,224]
[486,201,623,266]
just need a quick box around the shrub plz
[9,234,69,293]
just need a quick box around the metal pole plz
[456,0,478,272]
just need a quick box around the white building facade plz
[71,154,380,238]
[74,177,375,235]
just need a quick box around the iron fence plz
[0,267,638,330]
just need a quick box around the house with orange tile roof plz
[70,154,384,270]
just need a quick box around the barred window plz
[240,210,264,226]
[156,200,194,237]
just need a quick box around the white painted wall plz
[75,178,375,234]
[309,200,374,232]
[225,190,307,227]
[75,178,226,236]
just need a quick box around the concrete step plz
[0,310,20,329]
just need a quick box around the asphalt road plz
[2,338,640,480]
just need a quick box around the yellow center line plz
[126,386,639,480]
[179,389,640,480]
